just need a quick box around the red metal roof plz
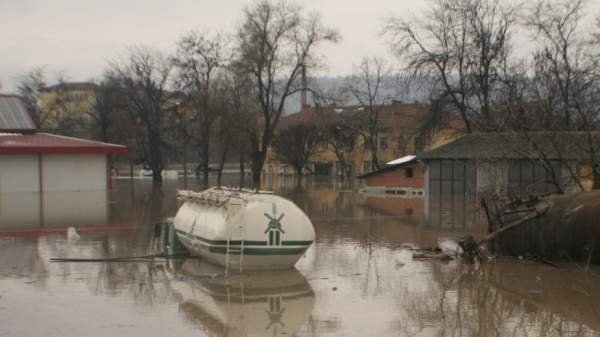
[0,132,128,155]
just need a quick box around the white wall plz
[42,154,107,191]
[0,155,40,193]
[0,192,41,228]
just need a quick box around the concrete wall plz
[42,154,107,191]
[0,155,40,193]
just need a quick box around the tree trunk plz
[336,151,347,180]
[344,164,352,179]
[201,134,210,189]
[294,164,303,179]
[365,136,380,171]
[152,166,162,182]
[216,140,230,188]
[148,130,163,183]
[370,140,380,171]
[593,169,600,190]
[101,123,109,143]
[239,150,245,189]
[251,150,266,191]
[130,160,134,180]
[183,144,188,189]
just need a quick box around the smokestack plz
[300,64,308,110]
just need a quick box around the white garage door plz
[0,155,40,193]
[42,154,107,192]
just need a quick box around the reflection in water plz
[0,176,599,337]
[170,259,314,337]
[360,194,424,224]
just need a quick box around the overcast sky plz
[0,0,430,92]
[1,0,598,93]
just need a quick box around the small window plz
[405,167,414,178]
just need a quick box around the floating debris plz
[67,227,80,241]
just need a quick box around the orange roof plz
[278,102,464,132]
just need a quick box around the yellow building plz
[265,101,464,176]
[39,82,97,137]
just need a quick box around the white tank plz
[174,187,315,270]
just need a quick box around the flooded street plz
[1,176,600,337]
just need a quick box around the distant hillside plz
[282,75,433,114]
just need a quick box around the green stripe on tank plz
[281,240,313,246]
[208,246,309,255]
[175,229,313,247]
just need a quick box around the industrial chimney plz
[300,64,308,110]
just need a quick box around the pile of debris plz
[410,191,600,265]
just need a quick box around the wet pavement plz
[1,176,600,337]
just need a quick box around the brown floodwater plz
[1,175,600,337]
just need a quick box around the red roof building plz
[0,95,128,232]
[0,132,127,155]
[357,155,424,196]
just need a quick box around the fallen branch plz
[459,200,551,261]
[412,252,453,261]
[477,201,550,246]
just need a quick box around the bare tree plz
[385,0,516,132]
[343,57,394,171]
[458,0,600,194]
[16,67,47,127]
[273,124,322,177]
[110,47,174,182]
[506,0,600,190]
[174,31,229,188]
[319,114,358,179]
[522,0,599,130]
[163,91,195,184]
[235,0,339,189]
[222,68,258,189]
[209,75,237,188]
[89,76,123,142]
